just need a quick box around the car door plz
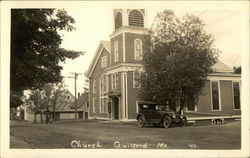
[146,104,161,123]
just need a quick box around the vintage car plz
[136,101,187,128]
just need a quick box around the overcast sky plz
[2,1,246,96]
[55,2,244,95]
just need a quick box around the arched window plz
[128,10,144,27]
[134,39,142,60]
[115,12,122,30]
[114,41,119,62]
[93,80,96,94]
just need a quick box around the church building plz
[86,9,241,120]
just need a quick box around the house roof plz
[56,90,75,110]
[69,92,89,109]
[87,40,110,77]
[213,60,234,73]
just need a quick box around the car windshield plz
[156,105,169,111]
[139,104,170,111]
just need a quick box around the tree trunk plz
[41,111,43,124]
[34,113,37,124]
[53,108,56,122]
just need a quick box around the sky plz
[55,2,244,96]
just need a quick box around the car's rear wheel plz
[163,115,172,128]
[138,116,145,128]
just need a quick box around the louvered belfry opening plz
[128,10,144,27]
[115,12,122,30]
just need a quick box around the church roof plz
[100,40,111,52]
[86,40,110,77]
[213,60,234,73]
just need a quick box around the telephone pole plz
[66,72,83,121]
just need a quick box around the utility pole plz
[65,72,83,121]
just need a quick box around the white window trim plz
[134,39,142,60]
[101,56,107,68]
[114,41,119,62]
[93,80,96,94]
[210,80,222,111]
[111,73,119,90]
[99,75,109,113]
[92,97,96,113]
[133,71,142,88]
[232,81,241,110]
[99,97,108,113]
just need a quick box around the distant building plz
[21,90,89,123]
[86,9,241,121]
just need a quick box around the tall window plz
[134,39,142,60]
[128,10,144,27]
[114,41,119,62]
[100,75,108,113]
[211,81,220,111]
[93,97,96,113]
[115,12,122,30]
[133,71,142,88]
[233,82,241,110]
[100,98,108,113]
[112,73,119,89]
[93,80,96,94]
[100,75,108,94]
[101,56,107,68]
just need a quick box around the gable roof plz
[87,40,110,77]
[69,92,89,109]
[213,60,234,73]
[56,90,75,110]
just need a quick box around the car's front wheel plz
[163,115,172,128]
[138,116,145,128]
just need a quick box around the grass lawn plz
[10,119,241,149]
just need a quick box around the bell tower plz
[110,9,149,65]
[113,9,147,31]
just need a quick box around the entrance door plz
[114,97,119,120]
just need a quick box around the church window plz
[133,71,142,88]
[211,81,221,111]
[134,39,142,60]
[101,56,108,68]
[114,41,119,62]
[233,82,241,110]
[115,12,122,30]
[128,10,144,27]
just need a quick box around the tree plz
[49,82,67,122]
[27,82,67,123]
[28,89,46,123]
[140,10,219,113]
[10,9,83,107]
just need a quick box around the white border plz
[1,1,249,158]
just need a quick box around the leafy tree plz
[140,10,219,113]
[28,89,46,123]
[233,66,241,74]
[27,82,67,123]
[10,9,83,107]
